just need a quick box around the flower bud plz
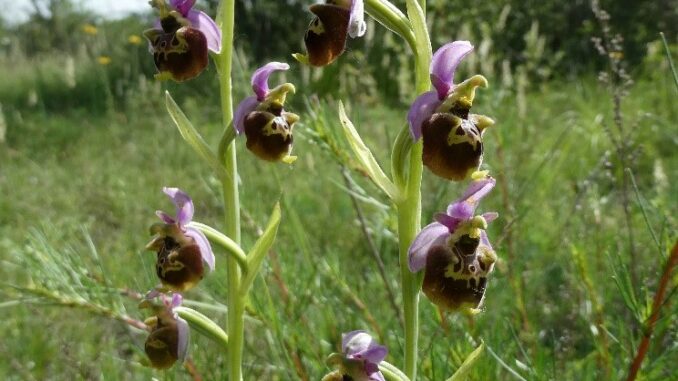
[323,331,387,381]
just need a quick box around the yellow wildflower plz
[97,56,112,65]
[128,35,143,45]
[82,24,98,35]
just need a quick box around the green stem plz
[397,1,429,379]
[217,0,244,380]
[364,0,416,50]
[397,140,423,380]
[188,221,248,273]
[380,360,413,381]
[175,306,229,348]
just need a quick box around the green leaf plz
[338,101,401,201]
[240,202,282,295]
[165,91,229,179]
[446,341,485,381]
[174,306,228,348]
[405,0,432,93]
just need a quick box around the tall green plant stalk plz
[216,0,244,379]
[396,0,430,379]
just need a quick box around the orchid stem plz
[188,221,248,273]
[397,1,428,379]
[397,140,423,380]
[217,0,244,380]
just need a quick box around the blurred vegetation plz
[0,0,676,380]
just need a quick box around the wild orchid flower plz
[233,62,299,163]
[146,187,214,292]
[323,331,387,381]
[408,41,495,181]
[409,174,498,312]
[142,293,190,369]
[300,0,366,66]
[144,0,221,81]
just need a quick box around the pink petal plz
[430,41,473,99]
[482,212,499,224]
[170,0,195,16]
[251,62,290,101]
[156,210,176,224]
[162,187,194,226]
[407,90,440,140]
[434,212,463,232]
[342,331,387,363]
[356,345,388,364]
[342,330,367,353]
[171,293,183,308]
[408,222,449,272]
[233,96,259,135]
[348,0,366,38]
[176,316,190,362]
[186,10,221,53]
[447,177,496,217]
[185,226,215,271]
[480,230,494,252]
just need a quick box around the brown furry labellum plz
[145,314,181,369]
[304,3,350,66]
[244,103,298,162]
[146,225,205,292]
[422,234,496,311]
[421,113,483,181]
[144,16,208,82]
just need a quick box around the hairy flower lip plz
[143,293,190,369]
[301,0,365,67]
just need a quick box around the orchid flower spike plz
[146,187,215,292]
[409,173,498,313]
[407,41,496,181]
[322,331,387,381]
[233,62,299,163]
[297,0,366,66]
[143,0,221,81]
[142,293,190,369]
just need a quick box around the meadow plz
[0,1,676,380]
